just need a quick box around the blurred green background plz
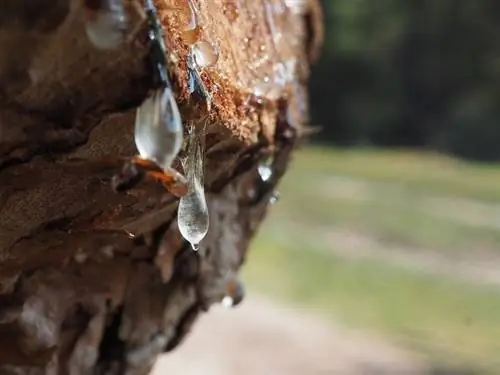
[309,0,500,161]
[244,2,500,374]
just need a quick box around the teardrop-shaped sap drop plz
[84,0,127,50]
[191,40,219,68]
[258,156,274,182]
[177,177,209,250]
[134,87,183,171]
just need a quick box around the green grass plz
[243,146,500,372]
[244,230,500,373]
[295,146,500,203]
[276,147,500,253]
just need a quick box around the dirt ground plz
[151,295,429,375]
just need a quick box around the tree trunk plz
[0,1,323,374]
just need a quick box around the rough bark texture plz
[0,1,323,374]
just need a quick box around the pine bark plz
[0,1,322,374]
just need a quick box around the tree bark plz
[0,1,322,374]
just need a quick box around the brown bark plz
[0,1,322,374]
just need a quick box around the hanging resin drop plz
[177,126,209,251]
[134,87,183,171]
[269,190,280,204]
[191,40,219,68]
[181,0,201,44]
[187,52,212,118]
[83,0,127,50]
[221,278,245,308]
[258,156,273,182]
[221,295,234,308]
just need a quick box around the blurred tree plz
[311,0,500,160]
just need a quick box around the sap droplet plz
[181,0,201,44]
[223,278,245,307]
[134,87,183,171]
[187,53,212,118]
[191,40,219,68]
[253,77,282,101]
[258,164,272,182]
[177,127,209,251]
[269,190,280,204]
[258,156,274,182]
[73,250,88,264]
[221,295,234,309]
[186,0,198,29]
[83,0,127,50]
[178,175,209,250]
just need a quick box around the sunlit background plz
[153,2,500,374]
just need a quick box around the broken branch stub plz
[0,0,322,374]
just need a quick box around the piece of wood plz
[0,0,322,374]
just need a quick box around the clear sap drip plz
[182,0,201,43]
[177,128,209,250]
[253,76,283,101]
[258,164,272,182]
[258,157,274,182]
[187,52,212,116]
[269,190,280,204]
[221,295,234,309]
[178,177,209,251]
[84,0,127,50]
[186,0,198,31]
[134,87,183,171]
[191,40,219,68]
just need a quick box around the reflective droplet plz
[181,0,201,44]
[73,251,88,264]
[223,278,245,307]
[191,40,219,68]
[253,77,282,101]
[178,126,209,250]
[83,0,127,50]
[186,0,198,29]
[221,295,234,309]
[258,156,274,181]
[178,170,209,250]
[258,164,272,182]
[134,87,183,171]
[269,190,280,205]
[187,53,211,118]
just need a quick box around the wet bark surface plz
[0,1,322,374]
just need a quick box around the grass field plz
[243,146,500,373]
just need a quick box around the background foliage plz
[310,0,500,161]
